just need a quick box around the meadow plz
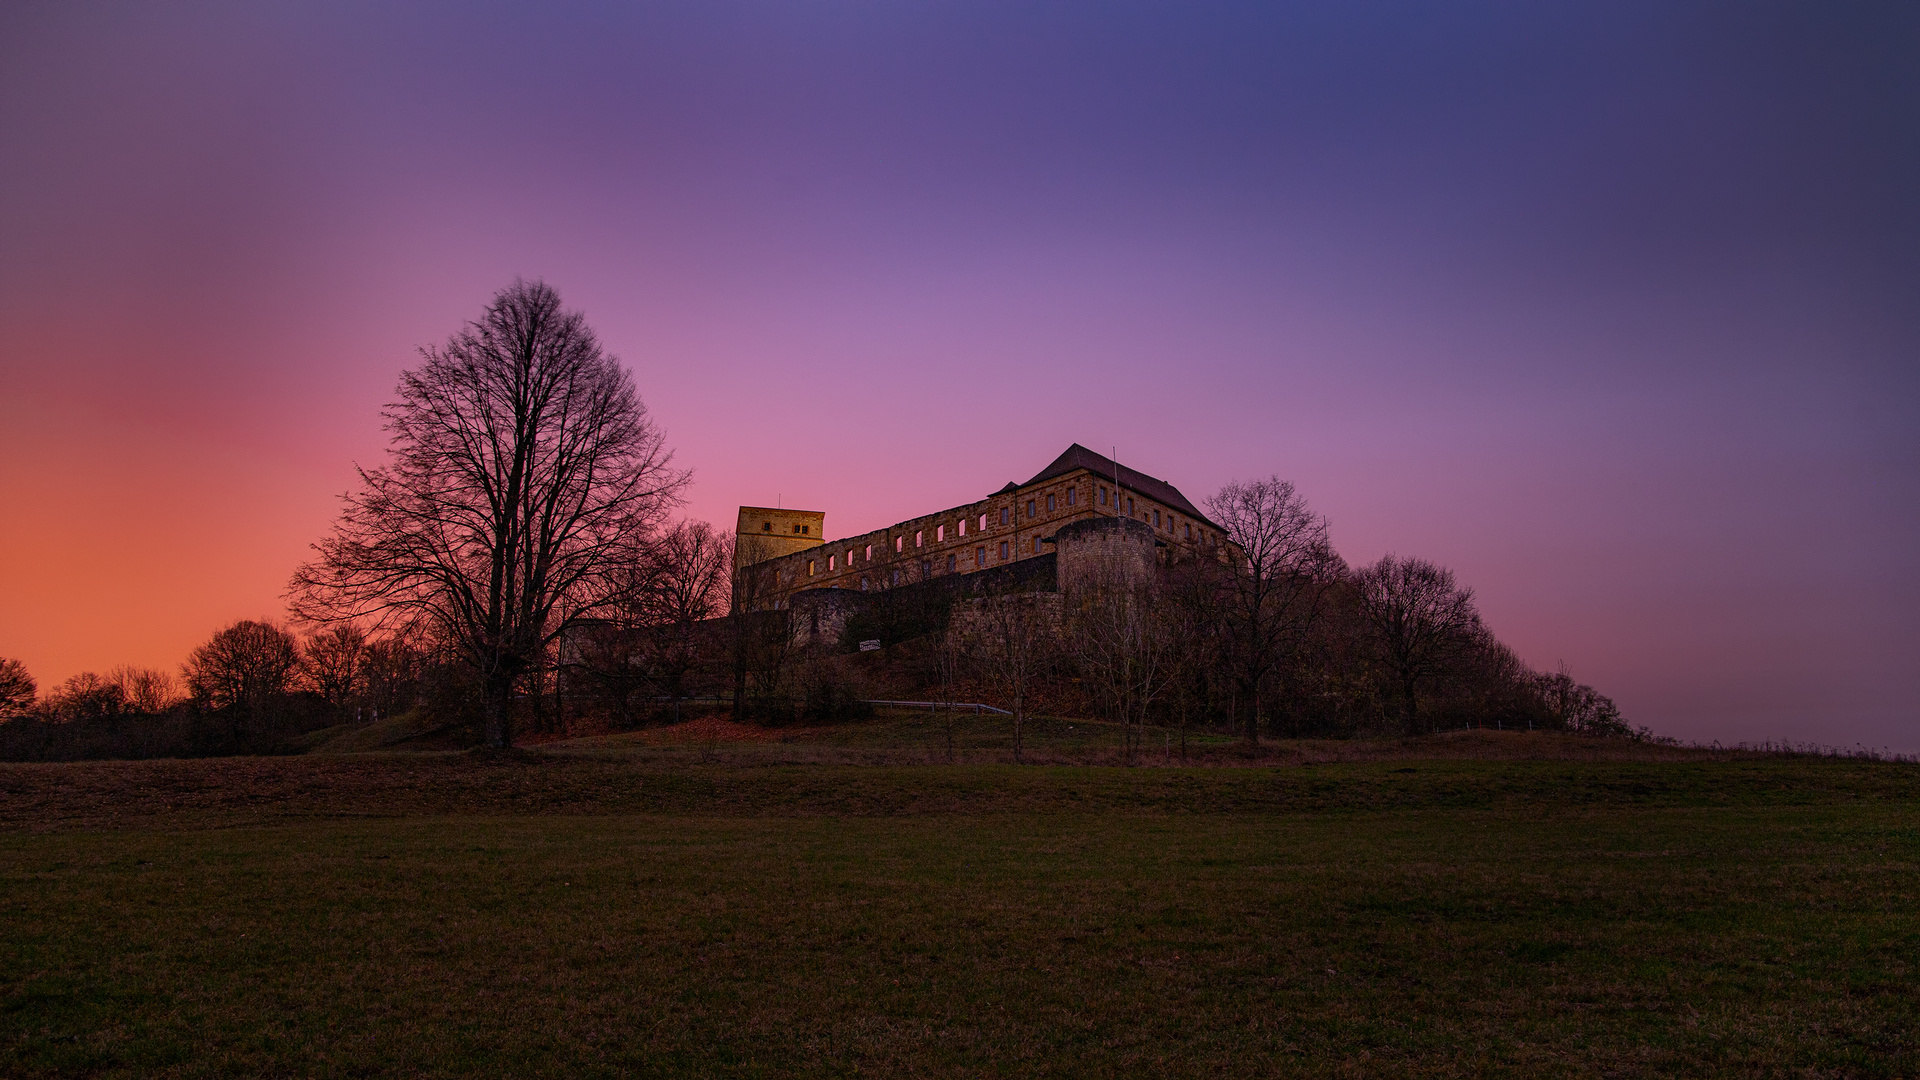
[1,721,1914,1077]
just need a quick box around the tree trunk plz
[484,672,514,748]
[1243,678,1260,747]
[732,647,748,721]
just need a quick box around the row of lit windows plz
[789,478,1213,580]
[807,535,1042,579]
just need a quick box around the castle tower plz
[1053,515,1159,599]
[734,505,826,570]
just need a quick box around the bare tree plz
[359,631,426,720]
[289,280,687,748]
[1203,477,1345,745]
[45,672,125,722]
[1068,570,1172,765]
[1353,554,1483,734]
[643,520,733,713]
[183,620,302,737]
[1533,663,1632,737]
[964,593,1053,763]
[108,666,180,714]
[567,521,731,727]
[727,532,807,720]
[302,625,368,718]
[1160,557,1225,758]
[0,658,36,718]
[931,624,967,762]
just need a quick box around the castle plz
[734,444,1229,643]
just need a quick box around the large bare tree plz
[1203,477,1345,745]
[290,280,686,747]
[1353,554,1483,734]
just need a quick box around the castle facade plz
[734,444,1226,610]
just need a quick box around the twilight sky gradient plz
[2,1,1915,749]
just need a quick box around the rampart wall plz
[744,466,1223,606]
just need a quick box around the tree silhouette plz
[1353,554,1483,734]
[290,280,686,747]
[0,658,35,718]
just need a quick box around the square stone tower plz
[735,505,826,570]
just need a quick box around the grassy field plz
[1,731,1914,1077]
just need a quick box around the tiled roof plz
[1018,444,1220,530]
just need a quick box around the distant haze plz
[1,1,1914,750]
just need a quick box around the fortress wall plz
[742,468,1219,606]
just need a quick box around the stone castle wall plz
[743,467,1222,606]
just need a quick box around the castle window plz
[807,560,815,576]
[979,514,987,530]
[892,569,902,586]
[829,554,836,570]
[1154,509,1161,527]
[865,544,872,560]
[1127,497,1135,514]
[861,576,869,591]
[1033,538,1040,553]
[762,521,772,532]
[999,541,1008,560]
[976,546,984,566]
[895,536,904,552]
[1099,487,1107,506]
[1026,499,1035,518]
[802,525,809,535]
[846,549,854,566]
[1067,487,1075,506]
[921,560,931,577]
[957,518,965,537]
[1185,523,1193,540]
[937,524,946,542]
[916,530,924,547]
[946,554,956,573]
[1000,507,1009,526]
[1046,494,1055,512]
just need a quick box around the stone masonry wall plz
[1053,516,1159,597]
[743,467,1224,607]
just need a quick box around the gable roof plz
[1019,443,1220,530]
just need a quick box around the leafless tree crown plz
[1353,554,1484,732]
[1202,476,1345,742]
[288,280,687,746]
[0,658,35,717]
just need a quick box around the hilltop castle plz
[734,444,1229,642]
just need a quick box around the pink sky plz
[1,1,1914,749]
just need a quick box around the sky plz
[1,0,1915,750]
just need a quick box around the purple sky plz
[2,1,1915,750]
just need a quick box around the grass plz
[0,733,1915,1077]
